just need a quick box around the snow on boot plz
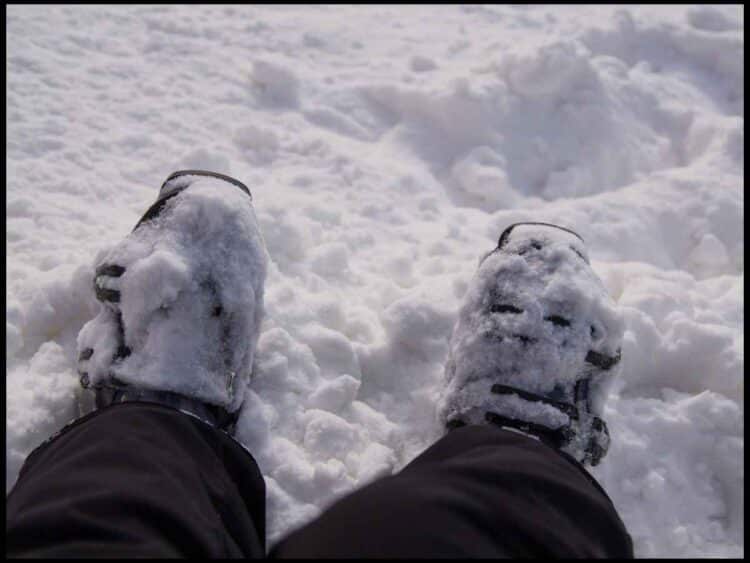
[438,222,624,466]
[77,170,268,431]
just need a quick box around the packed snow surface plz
[6,5,743,557]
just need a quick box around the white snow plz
[6,4,743,558]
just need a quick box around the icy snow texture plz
[6,5,743,558]
[438,224,625,449]
[76,177,267,412]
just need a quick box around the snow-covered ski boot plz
[438,222,624,466]
[77,170,268,432]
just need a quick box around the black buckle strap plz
[585,349,622,370]
[491,383,579,419]
[94,263,125,303]
[133,190,184,231]
[484,411,574,450]
[497,222,584,250]
[160,170,252,199]
[486,382,609,466]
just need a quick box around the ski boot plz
[77,170,268,432]
[438,222,624,466]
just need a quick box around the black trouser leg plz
[271,425,633,558]
[6,402,266,558]
[7,405,632,558]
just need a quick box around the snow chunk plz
[307,374,361,412]
[410,55,437,73]
[251,59,300,108]
[687,6,740,33]
[382,289,457,360]
[298,325,360,378]
[233,125,279,165]
[310,242,350,277]
[303,409,361,459]
[179,147,231,176]
[350,442,398,483]
[501,41,599,99]
[686,233,731,279]
[451,146,520,210]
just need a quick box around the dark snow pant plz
[6,402,633,558]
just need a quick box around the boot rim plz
[134,170,252,232]
[480,222,586,266]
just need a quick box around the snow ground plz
[6,5,743,557]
